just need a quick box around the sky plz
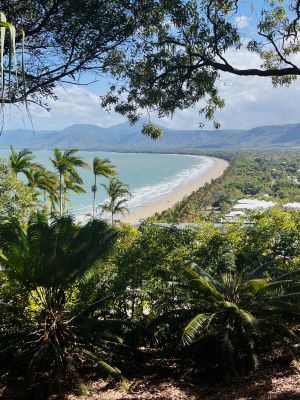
[3,0,300,132]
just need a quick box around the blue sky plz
[3,0,300,131]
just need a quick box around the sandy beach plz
[122,156,229,224]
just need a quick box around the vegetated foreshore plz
[122,156,229,224]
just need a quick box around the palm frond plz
[182,313,211,345]
[181,266,224,299]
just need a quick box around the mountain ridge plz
[1,121,300,149]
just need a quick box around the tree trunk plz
[63,187,67,212]
[92,174,97,218]
[59,173,63,217]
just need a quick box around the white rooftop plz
[233,199,276,210]
[225,211,246,218]
[284,202,300,209]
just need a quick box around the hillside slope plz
[1,121,300,149]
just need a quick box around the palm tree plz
[0,213,123,389]
[167,265,300,380]
[9,146,40,181]
[101,177,131,223]
[92,157,117,218]
[27,166,59,208]
[50,149,89,216]
[63,171,86,211]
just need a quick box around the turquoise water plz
[0,150,214,216]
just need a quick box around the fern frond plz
[182,313,211,345]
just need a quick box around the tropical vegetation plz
[50,149,89,216]
[0,214,123,393]
[101,177,131,223]
[1,1,300,397]
[92,157,117,218]
[0,149,300,398]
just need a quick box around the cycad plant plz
[92,157,117,218]
[50,149,89,216]
[0,213,125,392]
[101,178,131,223]
[156,264,300,380]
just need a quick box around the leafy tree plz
[110,224,199,321]
[92,157,117,219]
[102,0,300,128]
[244,208,300,273]
[0,159,36,221]
[50,149,89,216]
[0,213,126,393]
[101,177,131,223]
[3,1,300,131]
[0,0,153,107]
[76,223,139,320]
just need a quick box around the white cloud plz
[235,15,250,29]
[3,86,125,131]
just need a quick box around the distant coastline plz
[122,156,229,224]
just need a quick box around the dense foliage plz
[1,150,300,397]
[0,158,36,221]
[0,214,125,393]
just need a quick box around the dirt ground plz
[1,355,299,400]
[66,365,300,400]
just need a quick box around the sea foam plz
[73,155,215,221]
[126,156,215,210]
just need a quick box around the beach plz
[122,156,229,224]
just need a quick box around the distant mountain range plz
[1,120,300,150]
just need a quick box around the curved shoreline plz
[121,156,229,224]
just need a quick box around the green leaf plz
[182,266,224,299]
[182,313,211,345]
[242,279,268,296]
[141,123,164,140]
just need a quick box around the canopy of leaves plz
[0,0,151,105]
[101,0,300,126]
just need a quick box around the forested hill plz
[1,120,300,149]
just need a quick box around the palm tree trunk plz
[63,187,66,213]
[59,173,63,217]
[92,174,97,219]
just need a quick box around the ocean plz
[0,150,214,217]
